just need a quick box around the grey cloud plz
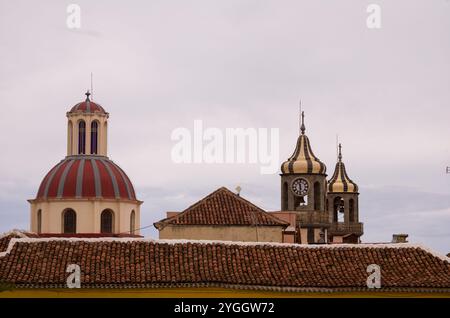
[0,1,449,253]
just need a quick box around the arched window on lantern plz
[63,209,77,234]
[90,121,98,154]
[101,209,114,234]
[78,120,86,154]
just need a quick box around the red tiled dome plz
[36,156,137,201]
[69,91,107,114]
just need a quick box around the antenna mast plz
[90,72,93,100]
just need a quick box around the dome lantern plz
[66,91,109,157]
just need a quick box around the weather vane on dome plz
[338,143,342,162]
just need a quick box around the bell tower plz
[327,144,363,243]
[280,111,329,244]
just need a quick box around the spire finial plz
[300,111,305,135]
[85,90,91,101]
[338,143,342,161]
[299,99,306,135]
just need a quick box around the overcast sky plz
[0,0,449,253]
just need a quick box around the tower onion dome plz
[35,156,137,201]
[280,111,326,174]
[69,91,107,114]
[328,144,358,193]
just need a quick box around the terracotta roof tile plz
[155,187,289,227]
[0,231,38,253]
[0,238,449,291]
[0,236,13,253]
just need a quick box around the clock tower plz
[280,111,329,244]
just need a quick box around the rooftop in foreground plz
[0,231,449,293]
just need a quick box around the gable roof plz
[0,237,449,292]
[154,187,289,228]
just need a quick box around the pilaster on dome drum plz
[280,111,326,175]
[327,143,359,193]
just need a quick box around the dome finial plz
[338,143,342,161]
[85,90,91,101]
[300,111,305,135]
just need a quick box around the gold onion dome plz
[328,144,358,193]
[281,112,326,174]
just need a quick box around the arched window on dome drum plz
[101,210,114,234]
[282,182,288,210]
[314,182,321,210]
[78,121,86,154]
[349,199,355,223]
[63,209,76,234]
[130,210,136,235]
[37,209,42,234]
[90,121,98,154]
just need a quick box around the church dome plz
[328,144,358,193]
[35,156,137,201]
[280,112,326,174]
[68,91,107,114]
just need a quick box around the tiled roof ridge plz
[1,237,449,262]
[0,229,31,239]
[156,187,288,226]
[157,187,229,225]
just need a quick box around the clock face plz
[291,178,309,196]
